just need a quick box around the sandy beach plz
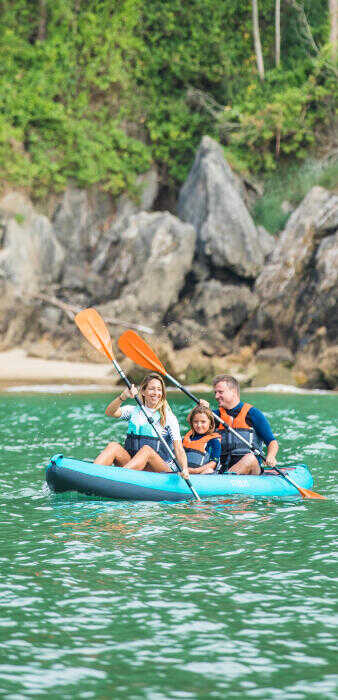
[0,347,115,390]
[0,347,213,393]
[0,347,332,395]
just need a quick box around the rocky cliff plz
[0,137,337,389]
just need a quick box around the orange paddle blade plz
[118,330,166,375]
[297,486,326,500]
[75,308,114,362]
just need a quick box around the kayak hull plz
[46,454,314,502]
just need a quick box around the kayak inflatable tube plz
[46,454,314,502]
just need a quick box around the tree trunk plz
[275,0,281,67]
[37,0,47,41]
[252,0,265,80]
[329,0,338,60]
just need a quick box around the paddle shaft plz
[113,361,200,500]
[168,372,328,498]
[165,371,311,491]
[165,371,266,454]
[117,330,325,500]
[75,311,200,500]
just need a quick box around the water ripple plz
[0,391,337,699]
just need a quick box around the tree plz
[38,0,47,41]
[329,0,338,59]
[275,0,281,67]
[252,0,265,80]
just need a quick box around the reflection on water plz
[0,391,337,699]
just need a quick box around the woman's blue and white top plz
[120,404,181,468]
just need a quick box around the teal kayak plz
[46,454,314,501]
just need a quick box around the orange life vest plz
[183,430,221,468]
[216,403,263,472]
[218,403,253,430]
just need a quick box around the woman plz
[183,406,221,474]
[94,373,189,477]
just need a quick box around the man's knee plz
[229,453,260,474]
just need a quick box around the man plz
[209,375,278,475]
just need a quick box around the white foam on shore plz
[2,382,334,395]
[4,384,111,393]
[246,384,331,395]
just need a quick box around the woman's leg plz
[94,441,131,467]
[124,445,170,473]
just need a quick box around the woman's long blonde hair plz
[139,373,167,426]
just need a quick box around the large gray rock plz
[192,280,259,334]
[168,279,258,349]
[53,169,159,264]
[252,187,338,348]
[178,136,265,279]
[0,192,65,296]
[96,211,196,325]
[115,167,159,220]
[52,186,92,262]
[257,225,275,260]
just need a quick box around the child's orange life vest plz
[183,430,221,468]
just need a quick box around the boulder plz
[169,279,258,346]
[168,346,257,387]
[115,167,159,220]
[192,280,259,334]
[95,211,196,325]
[52,186,92,262]
[257,226,275,260]
[318,345,338,389]
[252,187,338,349]
[0,192,65,296]
[295,327,338,389]
[256,347,294,366]
[178,136,266,279]
[53,168,158,265]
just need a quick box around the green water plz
[0,390,337,699]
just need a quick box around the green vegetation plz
[253,156,338,234]
[0,0,336,202]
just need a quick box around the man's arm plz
[265,439,279,467]
[248,407,278,466]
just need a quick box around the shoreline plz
[0,349,334,396]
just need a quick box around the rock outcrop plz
[94,211,196,325]
[0,142,336,389]
[177,136,270,279]
[0,192,65,296]
[248,187,338,350]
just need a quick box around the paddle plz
[118,330,326,500]
[74,308,201,501]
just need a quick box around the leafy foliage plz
[253,156,338,234]
[0,0,336,199]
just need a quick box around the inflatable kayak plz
[46,454,314,502]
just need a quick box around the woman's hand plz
[105,384,138,417]
[120,384,138,401]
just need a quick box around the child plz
[183,406,221,474]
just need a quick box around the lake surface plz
[0,390,337,699]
